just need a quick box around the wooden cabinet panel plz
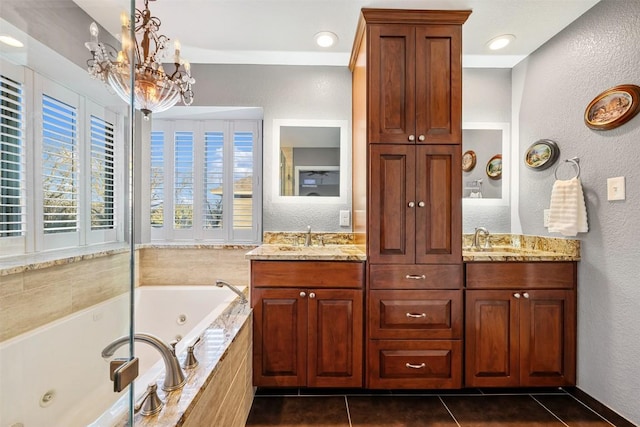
[308,289,364,387]
[368,145,415,264]
[466,262,576,289]
[368,24,416,144]
[415,25,462,144]
[369,289,462,339]
[520,290,576,386]
[368,340,462,389]
[465,287,577,388]
[369,264,462,289]
[415,145,461,264]
[252,288,307,387]
[251,261,364,288]
[465,290,519,387]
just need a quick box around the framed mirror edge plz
[272,118,349,204]
[462,121,511,207]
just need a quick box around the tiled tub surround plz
[109,299,253,427]
[0,245,254,426]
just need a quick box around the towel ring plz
[554,157,580,180]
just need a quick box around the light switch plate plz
[607,176,625,201]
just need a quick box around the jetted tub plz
[0,285,246,427]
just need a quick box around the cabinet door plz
[307,289,363,387]
[520,290,576,386]
[415,25,463,144]
[369,145,416,264]
[252,288,307,387]
[415,145,461,264]
[465,290,520,387]
[368,24,416,144]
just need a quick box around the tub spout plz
[215,279,248,304]
[101,333,186,391]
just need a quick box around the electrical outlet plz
[543,209,550,227]
[339,210,350,227]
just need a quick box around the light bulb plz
[89,22,99,41]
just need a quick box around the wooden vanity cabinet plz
[465,262,577,388]
[251,261,364,388]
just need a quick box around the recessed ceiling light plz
[0,35,24,48]
[314,31,338,48]
[487,34,515,51]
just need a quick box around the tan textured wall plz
[182,319,254,427]
[138,247,250,286]
[0,252,131,342]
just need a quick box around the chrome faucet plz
[215,279,248,304]
[305,225,312,247]
[473,226,491,250]
[101,333,186,391]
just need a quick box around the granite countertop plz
[462,234,581,262]
[245,244,367,261]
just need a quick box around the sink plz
[463,246,521,253]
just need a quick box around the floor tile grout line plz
[530,394,570,427]
[564,391,618,426]
[438,396,462,427]
[344,395,353,427]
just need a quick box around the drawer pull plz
[405,274,426,280]
[405,362,426,369]
[406,312,426,318]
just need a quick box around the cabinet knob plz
[408,135,415,142]
[406,312,427,318]
[408,201,415,208]
[300,291,306,298]
[418,135,425,141]
[309,292,316,299]
[405,362,426,369]
[418,201,425,208]
[523,292,530,299]
[514,292,521,299]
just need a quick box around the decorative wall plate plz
[462,150,476,172]
[524,139,560,170]
[486,154,502,180]
[585,84,640,130]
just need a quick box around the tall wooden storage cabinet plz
[350,9,470,389]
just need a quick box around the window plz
[41,94,78,234]
[0,73,24,239]
[89,115,115,230]
[150,120,261,243]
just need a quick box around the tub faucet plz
[215,279,248,304]
[305,225,312,246]
[473,226,491,250]
[101,333,186,391]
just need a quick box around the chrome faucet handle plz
[135,383,164,416]
[169,340,179,356]
[183,336,202,369]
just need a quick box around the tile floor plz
[245,388,636,427]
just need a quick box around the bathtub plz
[0,285,246,427]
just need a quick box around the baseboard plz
[564,387,636,427]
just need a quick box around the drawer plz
[251,260,364,288]
[369,264,462,290]
[466,262,576,289]
[367,340,462,389]
[369,290,462,339]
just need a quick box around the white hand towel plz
[548,177,588,237]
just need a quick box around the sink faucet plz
[101,333,186,391]
[473,226,491,249]
[215,279,248,304]
[305,225,312,247]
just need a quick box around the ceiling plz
[73,0,601,68]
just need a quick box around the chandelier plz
[85,0,195,119]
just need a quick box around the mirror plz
[273,119,348,203]
[462,122,510,206]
